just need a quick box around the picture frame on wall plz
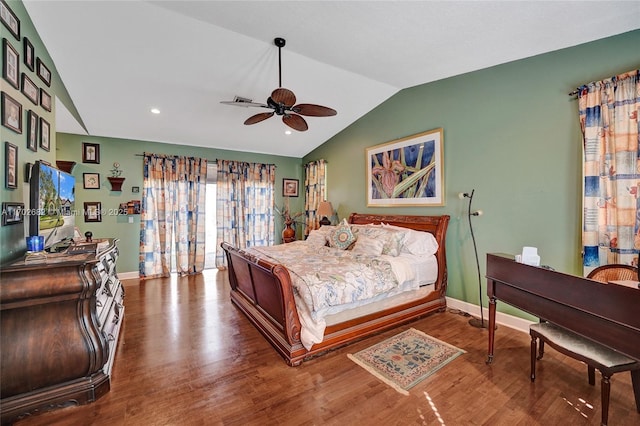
[1,202,24,226]
[5,141,18,189]
[39,117,50,151]
[1,91,22,134]
[84,202,102,223]
[0,1,20,40]
[83,173,100,189]
[21,73,38,105]
[82,142,100,164]
[23,37,34,71]
[366,127,445,207]
[36,58,51,86]
[40,88,51,112]
[282,178,299,197]
[2,38,19,89]
[27,110,38,152]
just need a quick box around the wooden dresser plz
[0,239,124,424]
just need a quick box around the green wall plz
[1,1,58,262]
[304,30,640,318]
[56,133,303,273]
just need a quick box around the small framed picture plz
[40,88,51,112]
[3,38,19,89]
[5,141,17,189]
[1,91,22,133]
[23,37,34,71]
[84,202,102,223]
[21,73,38,105]
[2,202,24,226]
[27,110,38,151]
[0,1,20,40]
[132,186,140,193]
[82,142,100,164]
[283,178,299,197]
[39,117,50,151]
[83,173,100,189]
[36,58,51,86]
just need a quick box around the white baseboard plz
[118,271,139,280]
[446,296,533,335]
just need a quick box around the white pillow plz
[352,225,406,257]
[306,230,328,247]
[382,223,439,256]
[351,235,385,256]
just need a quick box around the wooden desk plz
[485,253,640,364]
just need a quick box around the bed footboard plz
[221,242,306,365]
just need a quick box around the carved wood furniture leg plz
[601,375,611,426]
[486,295,496,364]
[530,335,537,382]
[632,370,640,412]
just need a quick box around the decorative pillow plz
[329,219,357,250]
[351,225,405,256]
[382,223,439,256]
[306,230,328,247]
[351,235,385,256]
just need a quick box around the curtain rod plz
[568,89,579,96]
[135,154,218,161]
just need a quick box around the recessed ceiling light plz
[150,108,160,114]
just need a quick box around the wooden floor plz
[15,270,638,426]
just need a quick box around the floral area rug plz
[347,328,465,395]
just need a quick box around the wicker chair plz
[586,264,638,283]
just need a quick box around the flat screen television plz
[29,161,76,250]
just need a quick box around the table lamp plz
[318,201,333,226]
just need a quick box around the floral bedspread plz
[244,242,401,321]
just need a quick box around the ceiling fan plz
[221,37,337,132]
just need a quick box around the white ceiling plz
[24,1,640,158]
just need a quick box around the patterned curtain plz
[303,159,327,235]
[580,70,640,275]
[215,160,276,268]
[139,153,207,279]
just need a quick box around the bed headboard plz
[348,213,450,292]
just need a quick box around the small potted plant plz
[107,162,125,191]
[274,203,304,243]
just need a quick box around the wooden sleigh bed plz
[221,213,450,366]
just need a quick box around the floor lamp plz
[459,190,488,328]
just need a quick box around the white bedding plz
[244,225,440,350]
[296,253,437,349]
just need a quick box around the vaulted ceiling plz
[24,1,640,157]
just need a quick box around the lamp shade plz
[317,201,333,219]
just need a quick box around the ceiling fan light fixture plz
[221,36,336,132]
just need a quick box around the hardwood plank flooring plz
[15,270,638,425]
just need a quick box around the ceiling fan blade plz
[282,114,308,132]
[292,104,337,117]
[271,88,296,107]
[244,112,274,125]
[220,100,269,109]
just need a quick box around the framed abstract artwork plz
[366,128,444,207]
